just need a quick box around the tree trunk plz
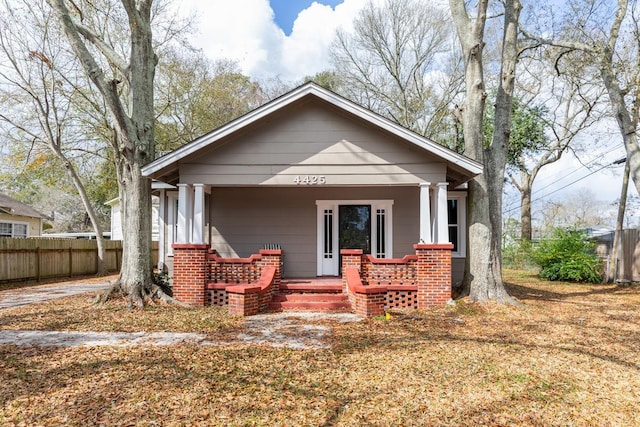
[474,0,520,304]
[118,159,154,306]
[609,158,630,282]
[451,0,520,303]
[509,167,534,244]
[48,0,160,306]
[520,190,532,243]
[449,0,488,298]
[59,153,107,276]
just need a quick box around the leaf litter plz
[0,269,639,426]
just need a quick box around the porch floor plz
[280,277,343,286]
[279,277,344,293]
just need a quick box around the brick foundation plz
[228,290,260,316]
[172,241,451,316]
[345,267,387,317]
[226,266,277,316]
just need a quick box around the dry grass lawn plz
[1,269,639,426]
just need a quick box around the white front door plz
[316,200,393,276]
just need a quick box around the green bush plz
[502,240,536,270]
[532,228,602,283]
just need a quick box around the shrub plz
[532,228,602,283]
[503,240,536,270]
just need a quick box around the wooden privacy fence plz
[611,229,640,282]
[593,229,640,282]
[0,237,158,283]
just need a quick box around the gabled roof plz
[0,193,45,219]
[142,82,482,184]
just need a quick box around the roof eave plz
[142,82,483,180]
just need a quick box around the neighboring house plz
[106,194,161,242]
[142,82,482,286]
[0,193,45,238]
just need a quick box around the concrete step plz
[272,293,348,303]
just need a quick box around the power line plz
[503,142,624,214]
[504,156,626,215]
[532,143,623,194]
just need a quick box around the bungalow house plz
[0,193,45,238]
[142,83,482,316]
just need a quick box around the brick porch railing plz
[172,243,452,317]
[342,244,452,316]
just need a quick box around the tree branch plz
[520,27,594,54]
[46,0,133,152]
[74,20,129,79]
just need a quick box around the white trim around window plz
[447,192,467,258]
[166,192,178,256]
[0,220,29,238]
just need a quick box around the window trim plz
[166,192,178,256]
[0,220,29,238]
[448,192,466,258]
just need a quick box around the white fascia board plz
[310,88,483,176]
[151,181,177,190]
[142,82,483,177]
[142,85,318,177]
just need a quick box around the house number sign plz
[293,175,326,185]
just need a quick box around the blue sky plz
[271,1,345,35]
[180,0,365,81]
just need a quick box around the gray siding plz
[209,186,421,278]
[180,101,447,186]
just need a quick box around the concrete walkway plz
[0,312,361,349]
[0,280,361,349]
[0,278,114,309]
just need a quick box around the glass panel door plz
[339,205,371,253]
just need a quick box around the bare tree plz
[449,0,521,303]
[44,0,174,307]
[0,0,108,275]
[155,54,266,151]
[330,0,462,142]
[507,49,604,242]
[538,189,612,232]
[523,0,640,196]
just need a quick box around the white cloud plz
[176,0,370,82]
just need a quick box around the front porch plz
[171,243,452,317]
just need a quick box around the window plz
[323,209,333,259]
[376,208,386,258]
[166,193,178,256]
[0,221,28,238]
[447,193,466,258]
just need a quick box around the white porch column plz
[419,182,432,243]
[158,189,166,269]
[192,184,207,244]
[435,182,449,244]
[176,184,193,244]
